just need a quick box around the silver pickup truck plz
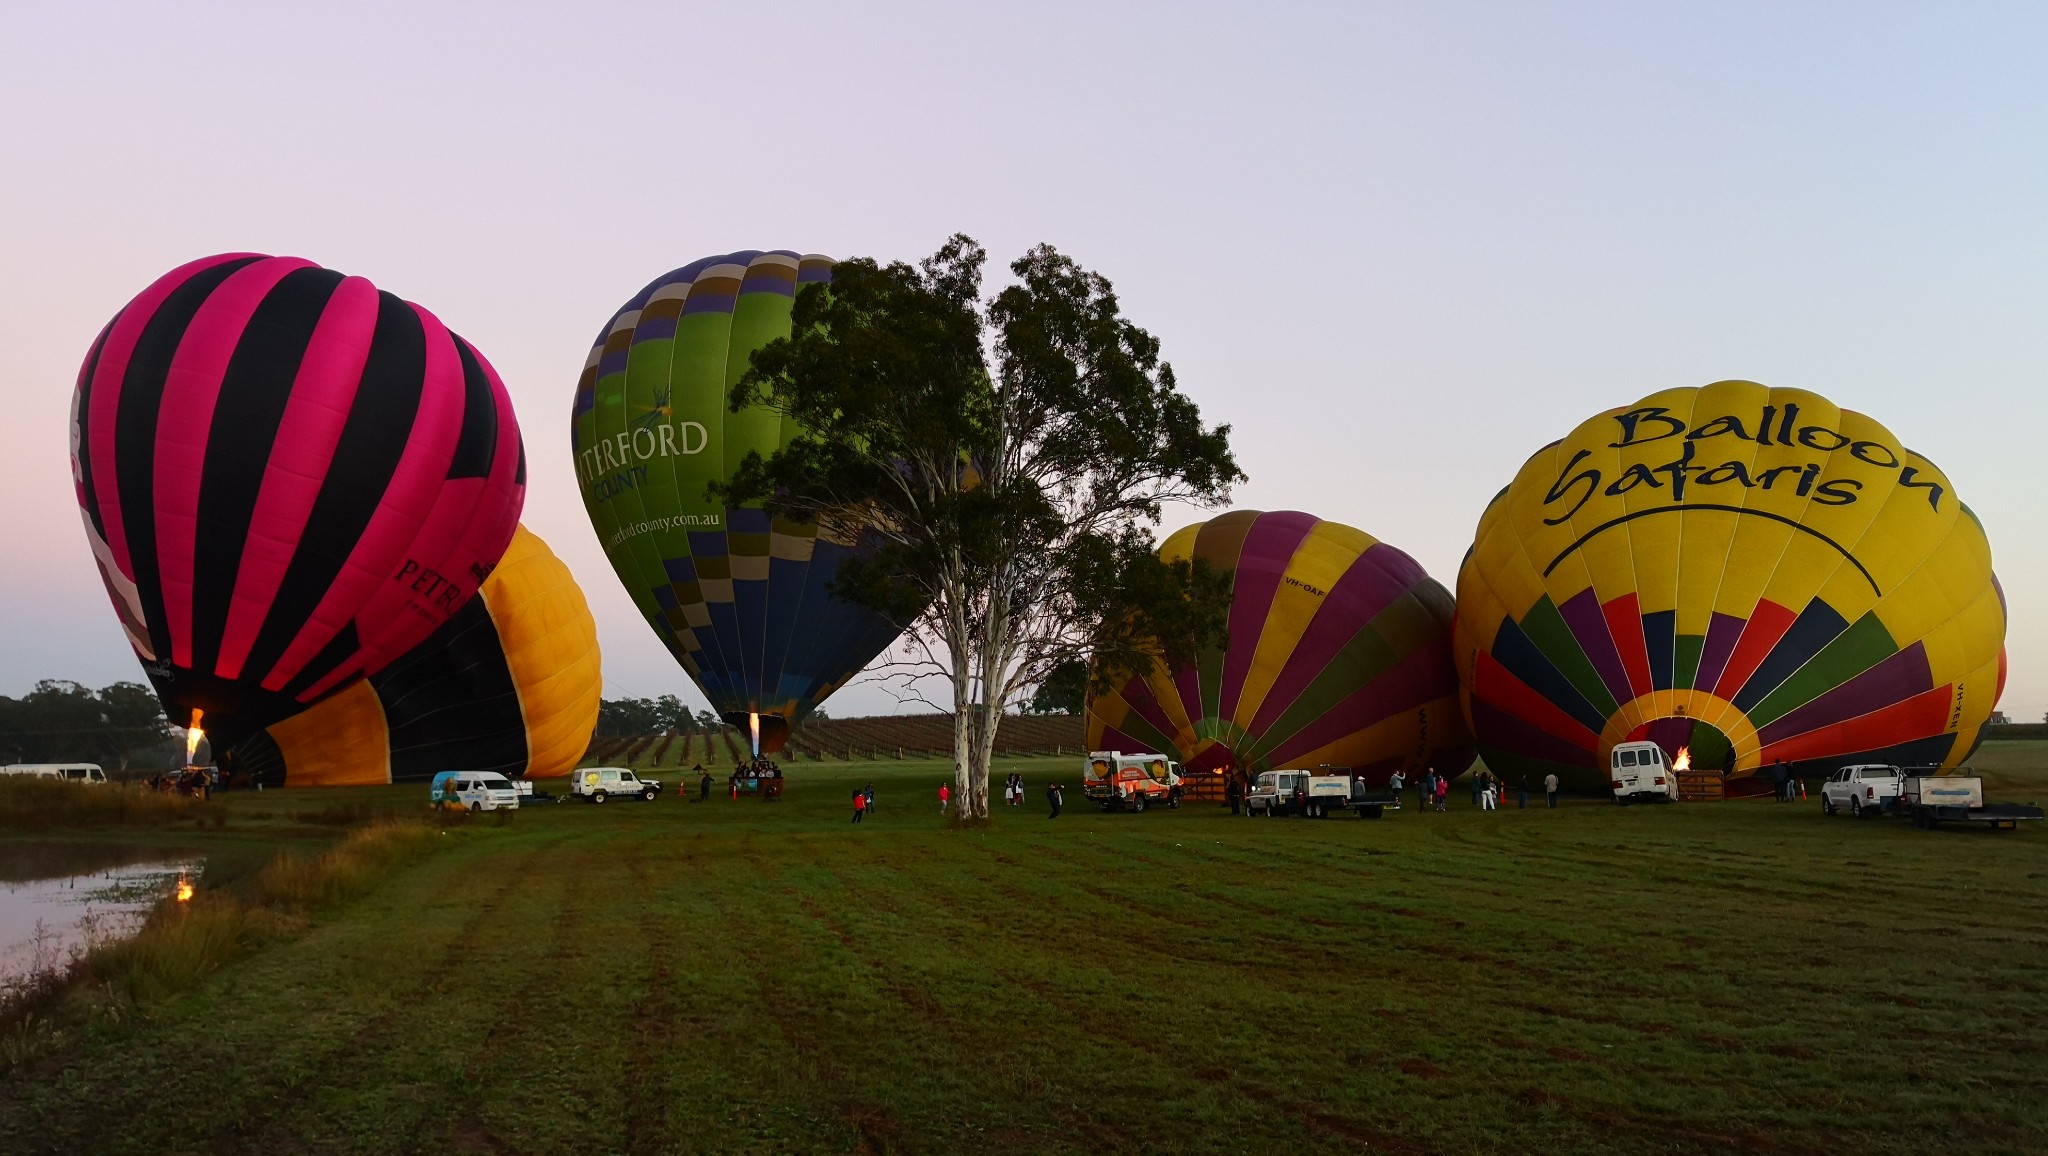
[1820,764,1901,819]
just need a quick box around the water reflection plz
[0,843,201,984]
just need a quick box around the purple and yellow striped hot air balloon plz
[70,253,527,755]
[1086,511,1475,789]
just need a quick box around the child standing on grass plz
[939,782,950,814]
[1434,775,1449,812]
[852,789,866,824]
[865,782,875,814]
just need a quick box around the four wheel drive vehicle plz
[1894,772,2044,831]
[1246,767,1400,818]
[1820,764,1902,819]
[1246,769,1310,816]
[3,763,108,784]
[569,766,662,803]
[1609,742,1677,804]
[1083,752,1181,812]
[430,771,519,812]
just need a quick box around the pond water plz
[0,842,201,987]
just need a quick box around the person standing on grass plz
[1434,774,1449,812]
[1544,771,1559,809]
[1480,778,1497,811]
[1389,769,1405,809]
[1226,774,1243,816]
[1421,770,1437,813]
[1014,776,1026,808]
[939,782,950,814]
[698,766,712,803]
[852,789,866,824]
[1047,783,1064,818]
[1471,770,1485,808]
[865,782,876,815]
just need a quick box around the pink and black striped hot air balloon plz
[69,253,526,758]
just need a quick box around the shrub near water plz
[91,820,441,999]
[3,819,441,1066]
[0,777,222,830]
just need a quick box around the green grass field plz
[2,746,2045,1154]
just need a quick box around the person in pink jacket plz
[939,783,951,814]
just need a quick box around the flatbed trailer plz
[1897,773,2044,831]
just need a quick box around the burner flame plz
[1673,746,1691,772]
[185,709,205,764]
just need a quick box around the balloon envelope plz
[1455,381,2004,790]
[1087,511,1474,783]
[70,254,526,750]
[572,251,901,752]
[234,525,600,785]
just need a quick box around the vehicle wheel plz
[1133,794,1147,813]
[592,789,608,805]
[1823,797,1836,817]
[469,802,482,813]
[1851,798,1863,820]
[641,787,657,801]
[1364,806,1384,820]
[1168,795,1179,809]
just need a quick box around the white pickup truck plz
[1820,764,1901,819]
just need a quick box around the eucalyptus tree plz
[721,236,1240,821]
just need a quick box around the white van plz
[568,767,661,803]
[430,771,519,812]
[1608,742,1677,804]
[3,763,108,785]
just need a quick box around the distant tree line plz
[593,696,832,737]
[0,680,175,769]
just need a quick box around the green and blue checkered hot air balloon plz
[572,251,902,753]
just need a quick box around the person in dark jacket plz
[697,766,712,802]
[1225,775,1243,816]
[1047,783,1064,819]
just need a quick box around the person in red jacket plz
[939,782,951,814]
[852,789,867,824]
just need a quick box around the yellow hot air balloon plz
[230,526,601,785]
[1455,381,2003,792]
[1087,511,1474,787]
